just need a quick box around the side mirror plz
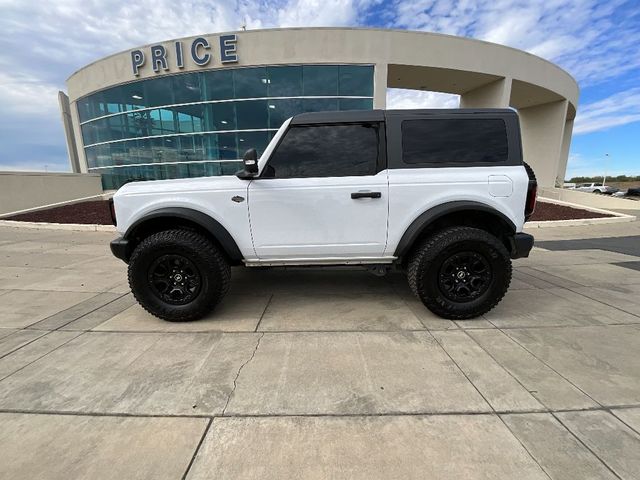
[242,148,258,175]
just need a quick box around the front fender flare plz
[124,207,243,263]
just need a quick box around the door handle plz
[351,191,382,199]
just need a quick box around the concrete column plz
[58,92,81,173]
[460,78,512,108]
[373,63,388,109]
[518,100,568,187]
[557,119,575,185]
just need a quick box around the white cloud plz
[389,0,640,87]
[387,89,459,109]
[574,88,640,134]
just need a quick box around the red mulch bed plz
[5,201,113,225]
[4,199,614,225]
[529,201,613,221]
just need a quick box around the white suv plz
[575,182,616,194]
[110,109,537,321]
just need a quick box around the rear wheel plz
[407,226,511,320]
[128,229,230,321]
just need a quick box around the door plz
[248,122,388,260]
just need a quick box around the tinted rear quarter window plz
[402,118,508,166]
[266,124,379,178]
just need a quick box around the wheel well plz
[399,209,515,264]
[125,215,242,265]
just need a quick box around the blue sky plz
[0,0,638,179]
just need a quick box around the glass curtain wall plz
[78,65,374,189]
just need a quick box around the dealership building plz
[61,28,579,190]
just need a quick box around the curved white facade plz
[63,28,579,187]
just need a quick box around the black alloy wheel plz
[148,254,202,305]
[438,251,492,302]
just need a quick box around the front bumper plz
[110,237,130,263]
[509,233,534,259]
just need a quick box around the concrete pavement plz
[0,222,639,479]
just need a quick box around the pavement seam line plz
[0,404,638,419]
[0,331,87,382]
[254,294,273,332]
[0,331,48,360]
[180,417,213,480]
[426,330,496,414]
[498,328,605,409]
[25,291,130,331]
[395,291,435,331]
[550,411,624,480]
[609,409,640,437]
[459,329,548,410]
[496,414,554,480]
[221,332,264,416]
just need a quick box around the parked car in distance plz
[626,187,640,197]
[575,182,618,194]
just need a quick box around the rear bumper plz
[110,237,130,263]
[509,233,534,259]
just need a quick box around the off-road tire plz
[128,229,231,322]
[407,226,511,320]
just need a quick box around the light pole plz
[603,153,610,186]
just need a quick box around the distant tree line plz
[567,175,640,183]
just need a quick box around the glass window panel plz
[94,144,111,168]
[233,67,268,98]
[81,124,98,146]
[217,133,238,160]
[221,161,243,175]
[302,98,338,112]
[237,131,269,156]
[236,100,268,130]
[204,133,221,160]
[159,109,176,134]
[267,66,303,97]
[119,82,146,111]
[135,138,154,165]
[401,119,508,165]
[173,73,203,104]
[93,118,111,144]
[338,65,374,96]
[85,146,98,168]
[125,111,155,137]
[209,103,236,130]
[266,124,379,178]
[110,142,127,166]
[338,98,373,111]
[107,115,125,141]
[267,98,302,129]
[204,162,222,176]
[204,69,234,100]
[143,76,175,107]
[77,97,93,123]
[175,104,205,133]
[303,65,339,96]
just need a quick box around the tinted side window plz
[402,118,508,165]
[266,124,379,178]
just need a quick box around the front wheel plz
[407,227,511,320]
[128,229,230,322]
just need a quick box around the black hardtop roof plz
[290,108,517,125]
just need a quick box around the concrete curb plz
[0,220,117,232]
